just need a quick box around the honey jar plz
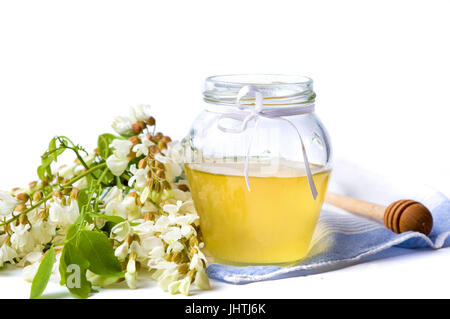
[182,74,332,266]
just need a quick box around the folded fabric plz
[206,159,450,284]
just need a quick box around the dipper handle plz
[325,192,386,221]
[324,192,433,235]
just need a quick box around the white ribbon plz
[212,85,318,200]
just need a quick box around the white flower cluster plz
[104,139,209,294]
[0,104,210,297]
[0,177,83,277]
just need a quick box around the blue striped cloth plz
[206,160,450,284]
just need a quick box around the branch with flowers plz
[0,105,210,298]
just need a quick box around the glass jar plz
[182,74,332,266]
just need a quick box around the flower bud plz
[189,247,198,258]
[162,181,171,190]
[16,193,29,203]
[132,123,142,134]
[189,236,198,248]
[53,190,63,199]
[19,214,29,226]
[177,184,190,192]
[149,145,160,155]
[137,121,146,131]
[158,141,167,150]
[70,188,80,200]
[128,192,141,205]
[127,150,137,160]
[135,260,141,272]
[2,234,11,246]
[155,161,165,170]
[147,116,156,126]
[144,212,154,221]
[125,234,141,246]
[62,187,72,196]
[165,252,174,262]
[138,158,147,169]
[28,181,38,189]
[156,170,165,179]
[39,208,49,221]
[171,251,183,263]
[125,234,134,246]
[15,203,26,213]
[128,192,138,199]
[128,136,141,146]
[155,132,164,140]
[94,148,100,155]
[33,191,43,202]
[177,263,189,274]
[162,136,172,143]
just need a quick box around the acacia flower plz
[0,240,18,266]
[106,139,133,176]
[105,189,141,220]
[141,236,165,258]
[10,223,36,257]
[128,164,150,190]
[125,253,138,289]
[0,191,19,217]
[22,252,43,282]
[168,275,191,295]
[30,219,56,247]
[110,221,132,242]
[158,268,181,292]
[132,134,153,157]
[114,240,142,261]
[189,247,207,271]
[129,104,152,123]
[0,109,211,297]
[48,197,79,230]
[154,153,182,182]
[112,116,134,137]
[194,268,211,290]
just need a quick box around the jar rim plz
[206,74,313,87]
[203,74,316,107]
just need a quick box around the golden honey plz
[185,161,330,265]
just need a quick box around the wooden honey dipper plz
[325,192,433,235]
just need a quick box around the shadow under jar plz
[182,74,332,266]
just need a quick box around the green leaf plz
[30,246,55,299]
[78,230,124,277]
[77,188,90,210]
[65,223,80,243]
[102,170,115,185]
[59,240,92,299]
[37,165,46,180]
[48,137,57,161]
[41,155,54,169]
[98,133,117,160]
[90,212,126,225]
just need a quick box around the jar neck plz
[203,74,316,107]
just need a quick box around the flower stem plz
[0,162,107,227]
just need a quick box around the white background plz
[0,0,449,299]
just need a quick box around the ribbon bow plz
[216,85,318,200]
